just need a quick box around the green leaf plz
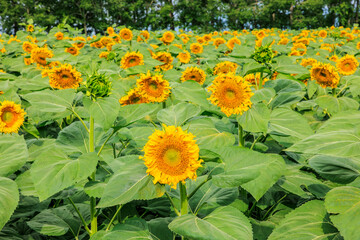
[265,79,303,93]
[0,134,28,177]
[27,209,71,236]
[118,103,159,126]
[268,107,313,146]
[275,64,308,75]
[169,206,253,240]
[98,156,164,208]
[185,118,235,149]
[269,92,304,109]
[24,89,75,113]
[212,147,285,200]
[30,149,98,201]
[316,110,360,133]
[15,171,38,197]
[0,177,19,231]
[172,81,211,109]
[325,186,360,240]
[237,102,270,133]
[309,155,360,184]
[315,95,359,116]
[251,88,276,103]
[157,102,201,126]
[83,95,120,130]
[268,200,338,240]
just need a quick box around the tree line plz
[0,0,359,35]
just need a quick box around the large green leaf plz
[118,103,159,126]
[185,118,235,149]
[0,177,19,231]
[268,107,313,146]
[237,102,270,133]
[27,209,71,236]
[157,102,201,126]
[268,200,338,240]
[325,186,360,240]
[316,110,360,133]
[0,134,28,177]
[315,95,359,116]
[30,148,98,201]
[172,81,212,109]
[98,156,165,208]
[169,206,253,240]
[212,147,285,200]
[83,95,120,130]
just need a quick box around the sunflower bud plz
[253,45,273,64]
[86,72,112,100]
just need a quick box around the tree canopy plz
[0,0,358,34]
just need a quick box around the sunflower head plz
[48,63,82,89]
[336,55,359,75]
[31,47,54,67]
[54,32,64,40]
[310,62,340,88]
[27,25,34,32]
[181,67,206,85]
[190,43,203,54]
[73,37,86,49]
[121,52,144,69]
[208,73,254,117]
[300,58,318,67]
[138,30,150,42]
[136,71,171,103]
[152,52,173,71]
[22,41,36,53]
[119,88,145,106]
[161,31,175,44]
[177,51,191,64]
[213,61,238,75]
[99,52,109,59]
[253,45,273,64]
[141,124,202,189]
[227,37,241,50]
[24,57,32,65]
[86,72,112,99]
[107,26,115,35]
[319,30,327,38]
[213,38,226,48]
[120,28,133,41]
[0,101,26,134]
[65,45,80,56]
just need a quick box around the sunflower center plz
[225,89,236,99]
[164,148,181,167]
[1,110,14,123]
[149,82,158,91]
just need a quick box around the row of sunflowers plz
[0,22,359,240]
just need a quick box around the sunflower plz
[22,41,36,53]
[173,44,183,49]
[177,51,191,64]
[141,124,202,189]
[278,38,289,45]
[336,55,359,75]
[137,30,150,42]
[65,45,80,56]
[91,40,103,49]
[197,37,205,44]
[30,47,54,67]
[300,58,318,67]
[291,43,307,56]
[136,71,171,102]
[24,57,32,65]
[329,55,339,62]
[54,32,64,40]
[190,43,203,54]
[0,101,26,134]
[213,38,226,48]
[152,52,173,71]
[208,73,254,117]
[310,62,340,88]
[121,52,144,69]
[119,88,145,106]
[0,91,3,95]
[48,63,82,89]
[256,30,266,39]
[227,37,241,50]
[319,30,327,38]
[181,67,206,85]
[120,28,133,41]
[161,31,175,44]
[357,42,360,50]
[179,34,190,44]
[213,61,238,75]
[27,25,34,32]
[107,26,115,35]
[73,37,86,49]
[244,73,269,86]
[99,52,109,59]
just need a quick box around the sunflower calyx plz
[253,45,273,64]
[86,72,112,100]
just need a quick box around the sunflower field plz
[0,21,360,240]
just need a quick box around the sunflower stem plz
[89,116,98,235]
[69,197,91,235]
[259,71,264,90]
[179,182,188,215]
[332,88,337,97]
[238,124,244,147]
[106,205,123,231]
[162,101,166,109]
[165,191,180,216]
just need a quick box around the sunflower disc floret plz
[208,73,254,117]
[141,125,203,189]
